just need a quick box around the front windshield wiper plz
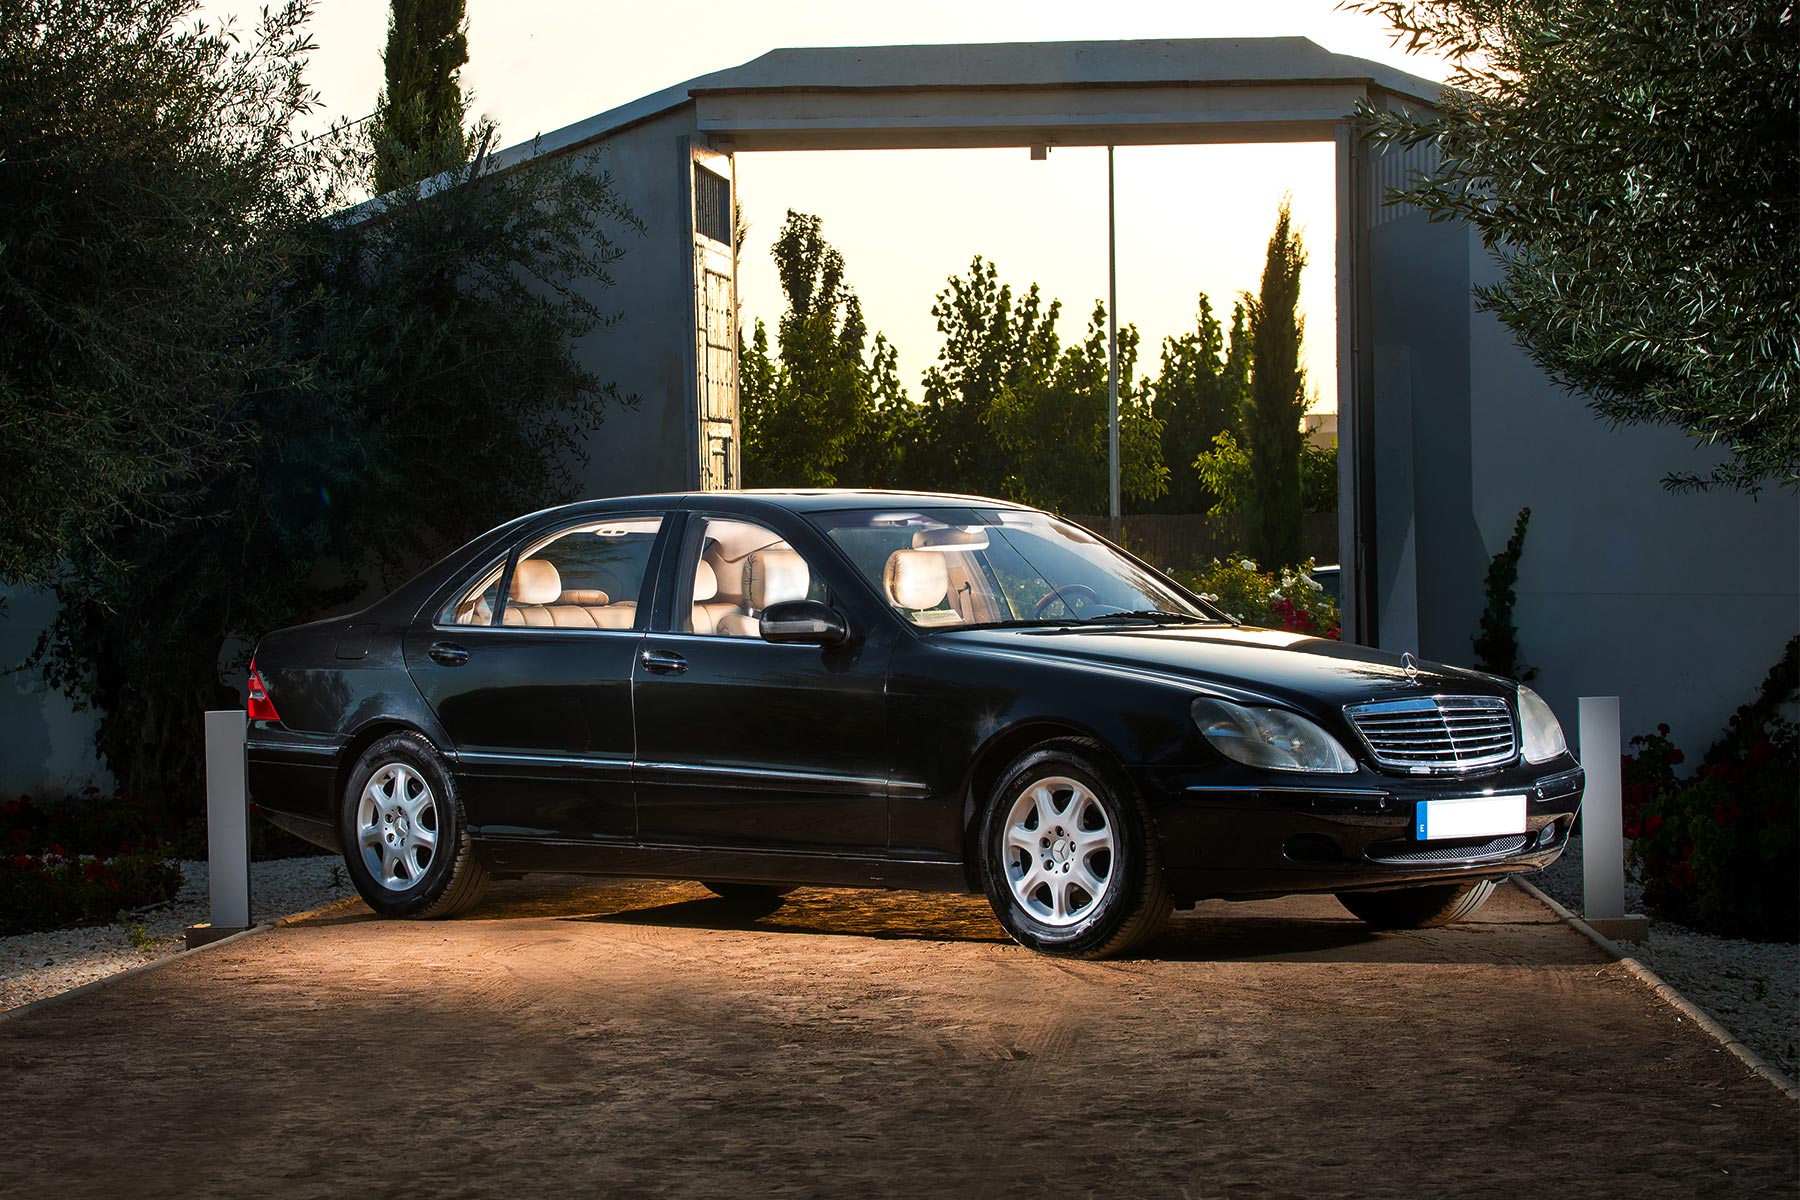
[955,617,1090,631]
[1082,609,1216,625]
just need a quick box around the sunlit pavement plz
[2,877,1794,1198]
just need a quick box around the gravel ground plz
[1528,834,1799,1080]
[3,878,1795,1198]
[7,840,1793,1089]
[0,855,355,1012]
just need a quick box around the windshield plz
[810,507,1228,630]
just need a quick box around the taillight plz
[247,660,281,722]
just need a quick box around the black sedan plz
[246,491,1583,958]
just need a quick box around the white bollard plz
[1578,695,1624,921]
[203,708,252,933]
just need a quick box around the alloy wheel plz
[356,762,439,891]
[1001,775,1116,926]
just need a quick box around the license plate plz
[1415,795,1526,841]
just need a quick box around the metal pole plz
[1106,145,1121,545]
[1579,696,1624,921]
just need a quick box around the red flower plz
[1644,815,1665,836]
[1657,723,1671,736]
[1666,748,1685,766]
[1714,802,1742,827]
[1667,862,1696,891]
[1623,817,1641,839]
[1749,738,1776,769]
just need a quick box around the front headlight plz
[1191,698,1358,773]
[1518,686,1567,763]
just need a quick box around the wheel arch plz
[957,718,1127,892]
[334,719,446,808]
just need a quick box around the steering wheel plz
[1031,583,1102,619]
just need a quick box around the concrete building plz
[1,37,1793,793]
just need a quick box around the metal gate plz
[686,142,738,491]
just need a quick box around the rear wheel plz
[1335,879,1496,929]
[978,741,1171,959]
[340,732,489,919]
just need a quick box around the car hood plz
[933,623,1513,714]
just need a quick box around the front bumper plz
[1136,760,1585,902]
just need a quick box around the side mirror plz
[760,600,849,647]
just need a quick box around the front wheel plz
[978,742,1171,959]
[340,732,489,919]
[1335,879,1496,929]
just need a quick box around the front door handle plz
[640,648,688,675]
[428,641,470,667]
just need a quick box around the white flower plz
[1303,575,1324,592]
[1200,592,1220,602]
[1269,589,1284,601]
[1239,558,1257,570]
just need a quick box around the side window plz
[501,515,665,631]
[441,562,505,627]
[683,516,827,638]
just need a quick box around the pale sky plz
[219,1,1456,411]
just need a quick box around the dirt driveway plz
[2,878,1793,1198]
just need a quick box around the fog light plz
[1536,821,1559,848]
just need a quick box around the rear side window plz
[442,562,505,626]
[501,516,665,630]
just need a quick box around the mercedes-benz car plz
[246,490,1584,958]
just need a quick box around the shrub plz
[1624,637,1799,941]
[0,788,184,934]
[1170,556,1340,639]
[0,850,183,935]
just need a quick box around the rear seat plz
[501,559,638,629]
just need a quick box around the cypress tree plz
[1239,202,1307,568]
[371,0,471,195]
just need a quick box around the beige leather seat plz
[716,548,811,639]
[688,559,740,635]
[502,559,637,629]
[884,549,959,624]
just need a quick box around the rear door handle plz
[640,648,687,675]
[428,641,470,667]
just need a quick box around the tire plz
[1335,879,1496,929]
[702,881,797,905]
[339,731,489,919]
[978,740,1172,959]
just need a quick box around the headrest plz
[703,542,742,601]
[745,549,810,609]
[693,558,718,603]
[559,588,610,606]
[511,559,561,605]
[885,549,949,610]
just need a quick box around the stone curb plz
[1510,876,1799,1104]
[0,892,364,1025]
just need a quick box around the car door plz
[631,511,895,855]
[405,511,671,844]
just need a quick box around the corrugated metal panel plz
[1368,139,1438,227]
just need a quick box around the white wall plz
[1465,242,1799,758]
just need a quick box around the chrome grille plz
[1344,695,1516,772]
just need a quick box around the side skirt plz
[475,837,975,894]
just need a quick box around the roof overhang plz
[487,36,1442,168]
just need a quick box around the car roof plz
[558,489,1035,515]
